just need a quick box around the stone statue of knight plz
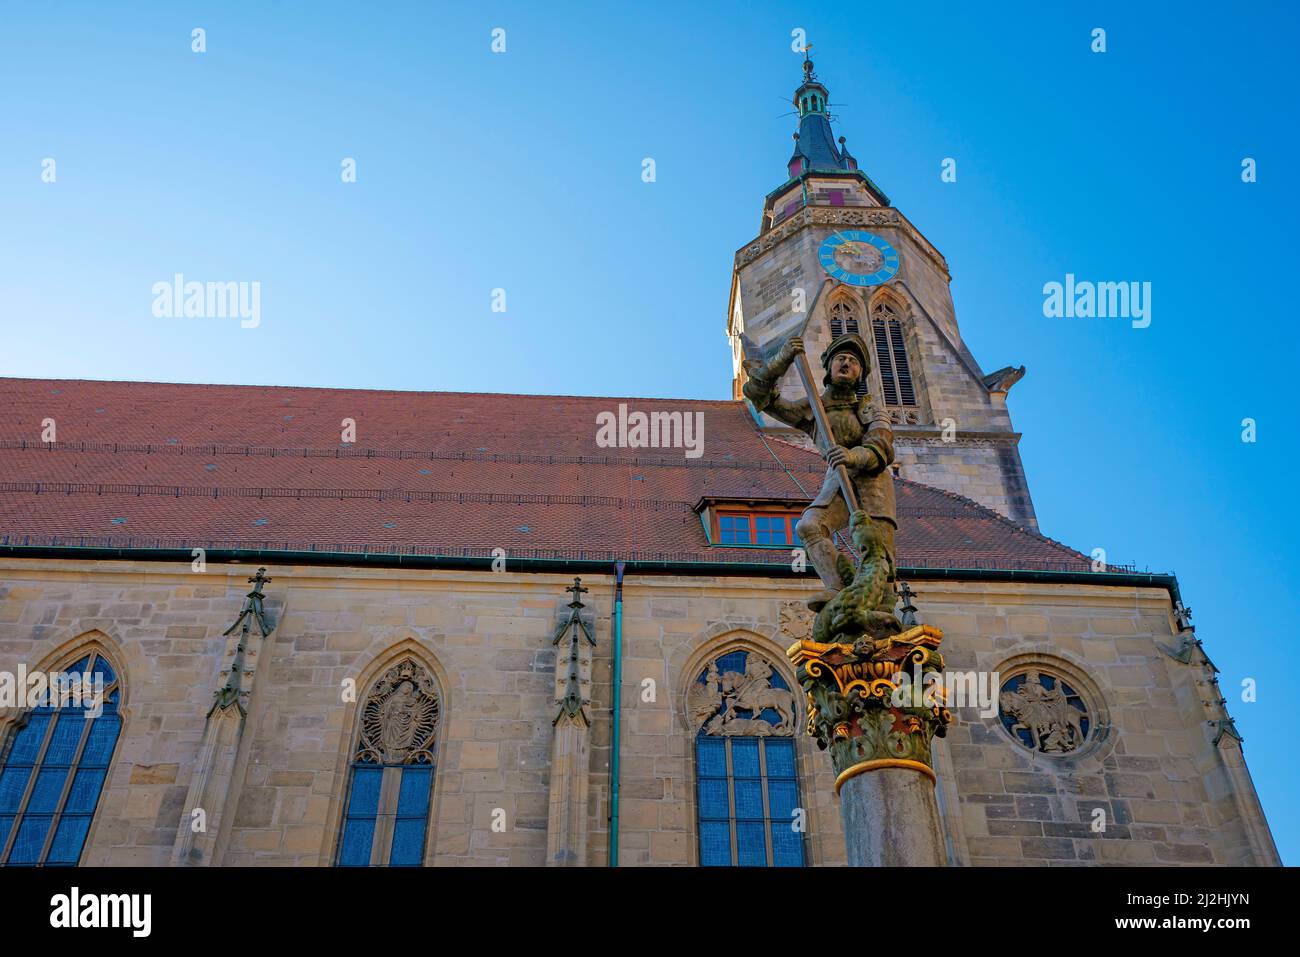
[742,332,897,611]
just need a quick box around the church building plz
[0,58,1278,867]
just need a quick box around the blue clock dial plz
[818,230,900,286]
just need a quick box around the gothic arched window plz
[336,657,440,867]
[0,648,122,866]
[688,649,805,867]
[828,300,860,338]
[828,301,871,399]
[871,301,917,407]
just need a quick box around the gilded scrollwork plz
[788,625,951,788]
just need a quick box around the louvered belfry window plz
[872,302,917,407]
[828,300,859,338]
[828,301,870,398]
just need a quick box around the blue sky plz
[2,2,1297,862]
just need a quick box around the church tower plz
[728,53,1038,529]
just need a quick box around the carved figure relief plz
[999,670,1089,754]
[356,658,440,765]
[779,601,815,642]
[689,650,796,737]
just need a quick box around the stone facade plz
[0,557,1277,866]
[729,201,1039,529]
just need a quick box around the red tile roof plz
[0,377,1094,572]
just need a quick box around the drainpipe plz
[609,561,626,867]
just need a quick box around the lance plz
[738,278,860,514]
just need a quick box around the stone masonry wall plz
[0,559,1277,866]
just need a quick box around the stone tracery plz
[355,658,440,765]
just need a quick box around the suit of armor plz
[742,333,898,609]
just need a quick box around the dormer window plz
[696,498,807,548]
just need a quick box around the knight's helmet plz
[820,332,871,386]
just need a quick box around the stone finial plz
[897,581,919,627]
[213,568,275,713]
[552,577,595,725]
[221,567,274,638]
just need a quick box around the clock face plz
[818,230,900,286]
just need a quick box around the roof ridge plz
[0,376,741,405]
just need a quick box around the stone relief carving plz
[887,408,922,425]
[779,601,815,642]
[356,658,440,765]
[734,206,947,274]
[999,670,1088,754]
[688,651,796,737]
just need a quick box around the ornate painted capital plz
[787,624,951,792]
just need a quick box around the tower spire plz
[787,50,857,178]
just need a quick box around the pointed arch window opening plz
[0,649,122,867]
[871,302,917,408]
[690,649,806,867]
[336,657,440,867]
[827,300,869,399]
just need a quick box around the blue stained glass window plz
[736,822,767,866]
[388,766,434,866]
[0,649,122,867]
[730,738,761,777]
[699,821,731,867]
[697,778,729,819]
[46,817,92,864]
[693,650,806,867]
[733,779,764,820]
[26,769,70,813]
[0,768,33,812]
[696,738,726,776]
[395,767,432,817]
[41,717,85,766]
[339,760,437,867]
[389,819,426,866]
[763,739,796,777]
[8,816,53,864]
[335,659,441,867]
[346,767,383,818]
[88,657,116,687]
[767,780,799,819]
[63,770,107,814]
[338,819,375,867]
[81,717,120,766]
[771,823,804,866]
[8,715,50,764]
